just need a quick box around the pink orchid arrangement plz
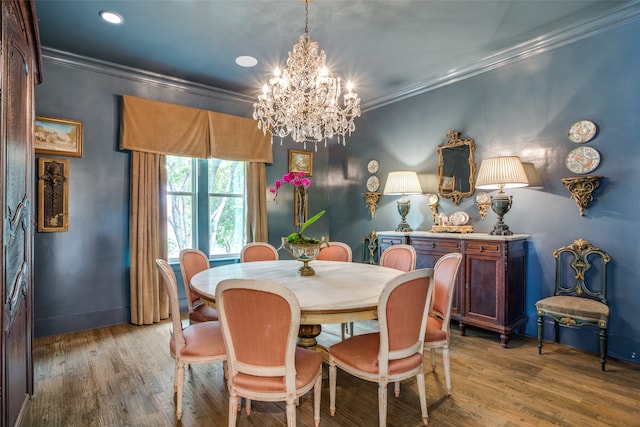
[269,171,311,202]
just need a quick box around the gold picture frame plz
[38,157,69,232]
[288,149,313,176]
[34,116,84,157]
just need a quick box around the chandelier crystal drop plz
[252,0,361,149]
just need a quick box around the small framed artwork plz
[34,116,84,157]
[38,157,69,232]
[441,175,455,193]
[288,149,313,176]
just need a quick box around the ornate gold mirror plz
[437,129,476,205]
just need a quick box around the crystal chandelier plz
[253,0,361,148]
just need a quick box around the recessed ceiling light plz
[99,10,124,25]
[235,56,258,68]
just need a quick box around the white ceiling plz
[34,1,636,110]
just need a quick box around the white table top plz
[190,260,407,314]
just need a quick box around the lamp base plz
[395,197,413,232]
[488,192,514,236]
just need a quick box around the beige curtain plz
[129,151,169,325]
[246,162,268,243]
[121,95,272,325]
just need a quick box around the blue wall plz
[35,18,640,363]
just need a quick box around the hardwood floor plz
[23,320,640,427]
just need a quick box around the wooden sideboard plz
[378,231,528,347]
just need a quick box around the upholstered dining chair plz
[240,242,279,262]
[395,252,463,398]
[155,259,227,421]
[536,238,611,371]
[179,248,218,323]
[316,241,354,339]
[329,268,434,427]
[380,244,417,272]
[215,278,323,427]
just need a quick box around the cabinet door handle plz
[479,245,484,252]
[431,242,436,248]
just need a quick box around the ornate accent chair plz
[379,244,417,272]
[316,241,354,339]
[240,242,279,262]
[329,269,434,426]
[536,238,611,371]
[179,249,218,323]
[156,259,227,420]
[216,278,323,427]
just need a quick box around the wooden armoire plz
[1,1,41,425]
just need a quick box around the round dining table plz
[190,259,409,349]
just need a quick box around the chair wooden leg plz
[313,374,321,426]
[329,361,337,416]
[394,380,400,397]
[430,348,437,372]
[378,381,388,427]
[599,327,608,371]
[286,400,296,427]
[228,394,238,426]
[553,320,560,343]
[416,371,429,425]
[537,315,544,354]
[442,346,452,395]
[176,363,185,420]
[245,398,251,415]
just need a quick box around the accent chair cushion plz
[536,295,609,323]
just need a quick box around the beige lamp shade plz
[476,156,528,191]
[383,171,423,195]
[522,162,544,189]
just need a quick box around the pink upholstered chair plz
[179,249,218,323]
[316,241,352,262]
[329,268,434,426]
[316,242,354,339]
[216,278,323,427]
[380,244,417,272]
[155,259,227,421]
[395,252,463,398]
[240,242,279,262]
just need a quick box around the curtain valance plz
[120,94,272,162]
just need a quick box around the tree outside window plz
[167,156,245,260]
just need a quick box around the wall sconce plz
[363,191,381,218]
[383,171,423,232]
[561,176,602,216]
[476,156,528,235]
[426,193,439,223]
[475,192,490,220]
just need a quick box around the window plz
[166,156,245,260]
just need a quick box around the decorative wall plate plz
[449,211,469,226]
[565,146,601,174]
[366,175,380,192]
[367,159,379,174]
[568,120,597,144]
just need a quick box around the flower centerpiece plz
[270,171,327,276]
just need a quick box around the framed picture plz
[34,116,84,157]
[38,157,69,232]
[441,175,455,193]
[288,149,313,176]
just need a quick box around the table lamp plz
[383,171,423,232]
[475,156,528,235]
[522,162,544,190]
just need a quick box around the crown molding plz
[41,47,256,106]
[362,1,640,111]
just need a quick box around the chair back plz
[380,244,417,272]
[216,279,300,392]
[553,238,610,304]
[377,269,433,371]
[179,248,210,310]
[316,242,352,262]
[156,259,187,353]
[240,242,279,262]
[431,253,463,325]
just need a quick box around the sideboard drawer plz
[410,237,461,252]
[464,240,501,255]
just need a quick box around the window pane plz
[167,156,193,193]
[209,195,244,256]
[208,159,244,194]
[167,194,193,259]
